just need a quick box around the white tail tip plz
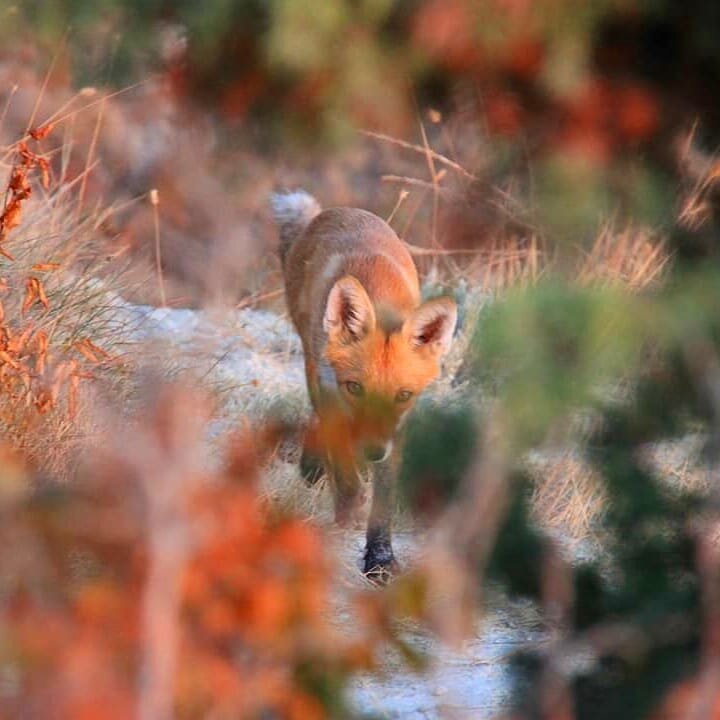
[270,190,321,229]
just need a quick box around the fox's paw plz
[363,543,399,585]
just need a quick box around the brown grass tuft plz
[0,123,134,478]
[528,451,607,542]
[577,224,670,291]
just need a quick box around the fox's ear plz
[405,297,457,358]
[324,276,376,342]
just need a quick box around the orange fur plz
[283,207,453,422]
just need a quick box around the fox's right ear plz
[404,296,457,359]
[323,276,376,343]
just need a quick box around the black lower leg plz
[363,526,397,580]
[363,456,398,582]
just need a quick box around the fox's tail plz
[270,190,322,265]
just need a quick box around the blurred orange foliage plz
[0,392,390,719]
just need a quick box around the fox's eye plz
[395,389,413,403]
[345,381,364,397]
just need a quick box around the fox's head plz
[321,275,457,463]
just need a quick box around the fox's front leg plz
[298,417,365,521]
[363,446,400,582]
[327,456,366,528]
[299,359,330,485]
[300,414,324,485]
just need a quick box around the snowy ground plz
[351,623,533,720]
[112,298,542,719]
[340,532,545,720]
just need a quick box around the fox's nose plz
[364,443,391,463]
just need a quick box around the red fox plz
[272,191,457,580]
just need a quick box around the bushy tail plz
[270,190,322,265]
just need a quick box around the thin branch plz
[361,129,477,180]
[235,287,284,310]
[382,174,449,194]
[24,30,69,135]
[150,189,166,307]
[75,97,106,223]
[386,188,409,225]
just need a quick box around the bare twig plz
[386,189,409,225]
[131,388,209,720]
[235,287,284,310]
[150,189,166,307]
[418,117,440,249]
[405,242,532,258]
[0,84,18,138]
[24,31,68,136]
[75,97,106,223]
[381,173,449,194]
[539,544,575,720]
[422,413,511,642]
[361,129,477,180]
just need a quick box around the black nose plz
[364,445,387,463]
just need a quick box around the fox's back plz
[284,207,420,353]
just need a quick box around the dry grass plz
[528,451,607,543]
[525,436,712,549]
[366,122,671,299]
[0,127,142,478]
[577,223,670,290]
[676,124,720,232]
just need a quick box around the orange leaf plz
[22,278,37,313]
[31,263,60,272]
[0,351,20,370]
[74,338,109,363]
[23,277,49,312]
[75,342,98,363]
[37,157,50,190]
[8,168,31,198]
[34,389,53,413]
[37,279,49,309]
[8,324,34,354]
[1,200,22,232]
[34,330,48,354]
[29,123,55,141]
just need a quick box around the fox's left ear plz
[324,275,376,343]
[405,297,457,358]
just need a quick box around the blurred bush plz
[5,0,720,145]
[396,258,720,717]
[5,0,720,276]
[0,389,403,719]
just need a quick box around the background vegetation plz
[1,1,720,718]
